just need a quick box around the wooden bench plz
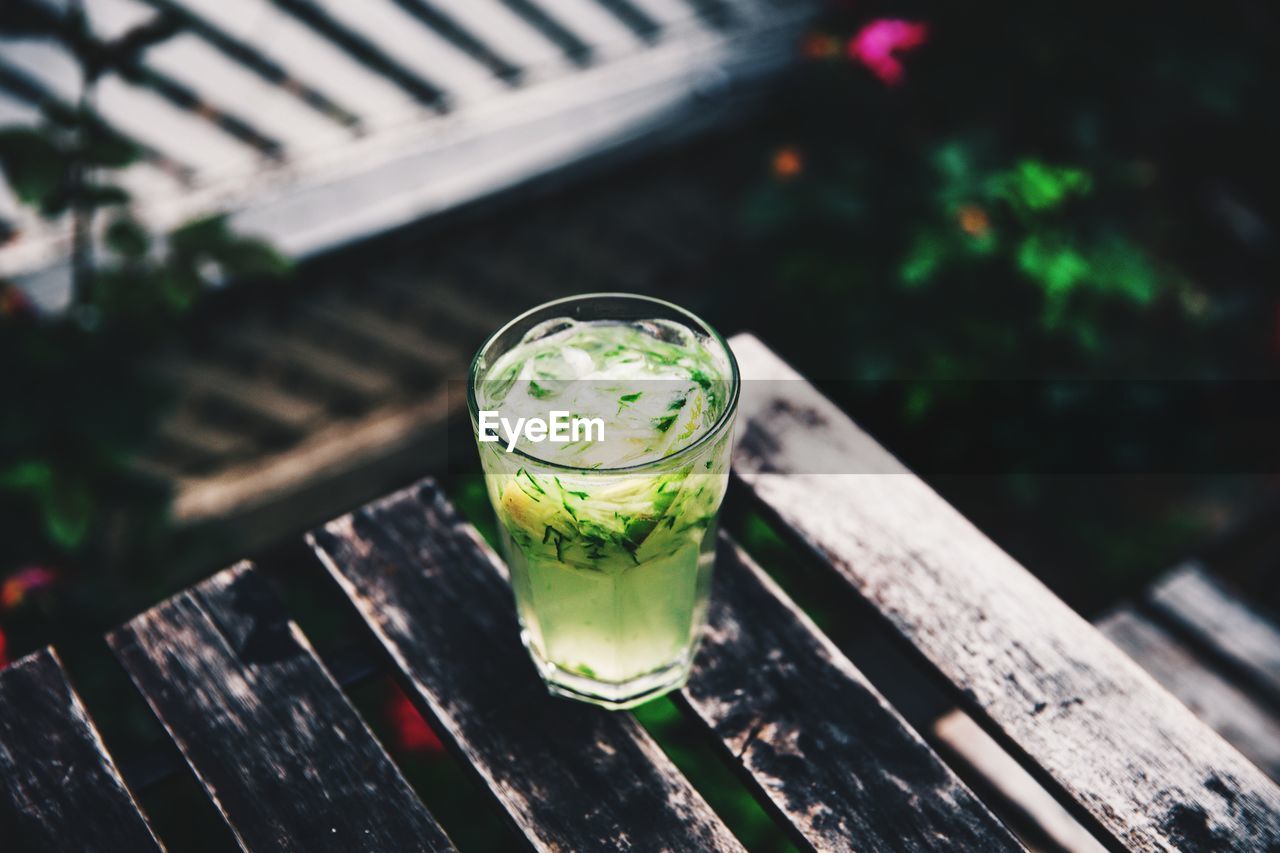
[2,334,1279,851]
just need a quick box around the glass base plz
[524,634,693,710]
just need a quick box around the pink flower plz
[1,566,58,611]
[847,19,930,86]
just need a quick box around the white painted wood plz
[0,90,42,126]
[143,35,352,156]
[626,0,708,32]
[528,0,643,57]
[173,0,417,127]
[4,0,815,306]
[0,38,83,103]
[94,74,260,176]
[114,162,187,205]
[307,0,504,102]
[426,0,571,77]
[83,0,159,40]
[0,174,25,225]
[228,19,784,254]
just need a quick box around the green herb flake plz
[542,525,566,560]
[652,414,678,433]
[518,468,546,494]
[555,476,590,500]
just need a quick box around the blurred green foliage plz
[736,2,1277,383]
[723,0,1279,608]
[0,6,290,596]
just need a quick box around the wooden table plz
[3,335,1279,852]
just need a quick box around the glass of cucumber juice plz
[467,294,739,709]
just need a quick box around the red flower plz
[772,147,804,181]
[847,19,930,86]
[387,682,444,754]
[0,283,34,319]
[0,627,8,669]
[1,566,59,611]
[801,32,840,60]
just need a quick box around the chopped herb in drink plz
[472,309,737,704]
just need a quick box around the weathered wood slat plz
[107,563,453,852]
[168,362,328,434]
[680,536,1022,851]
[367,272,509,335]
[1099,607,1280,782]
[0,649,165,853]
[302,301,461,373]
[227,325,397,400]
[1147,564,1280,707]
[727,333,1280,851]
[933,709,1107,853]
[934,596,1280,848]
[308,479,744,852]
[154,411,254,462]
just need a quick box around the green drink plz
[467,294,739,708]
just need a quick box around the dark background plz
[2,1,1279,849]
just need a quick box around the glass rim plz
[466,292,741,474]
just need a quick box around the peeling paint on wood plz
[728,332,1280,852]
[309,481,744,853]
[0,648,165,853]
[107,562,452,852]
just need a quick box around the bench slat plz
[0,649,164,853]
[1148,563,1280,707]
[308,480,744,852]
[1099,607,1280,782]
[108,563,453,852]
[727,333,1280,851]
[681,536,1022,850]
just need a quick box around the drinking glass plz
[467,294,740,708]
